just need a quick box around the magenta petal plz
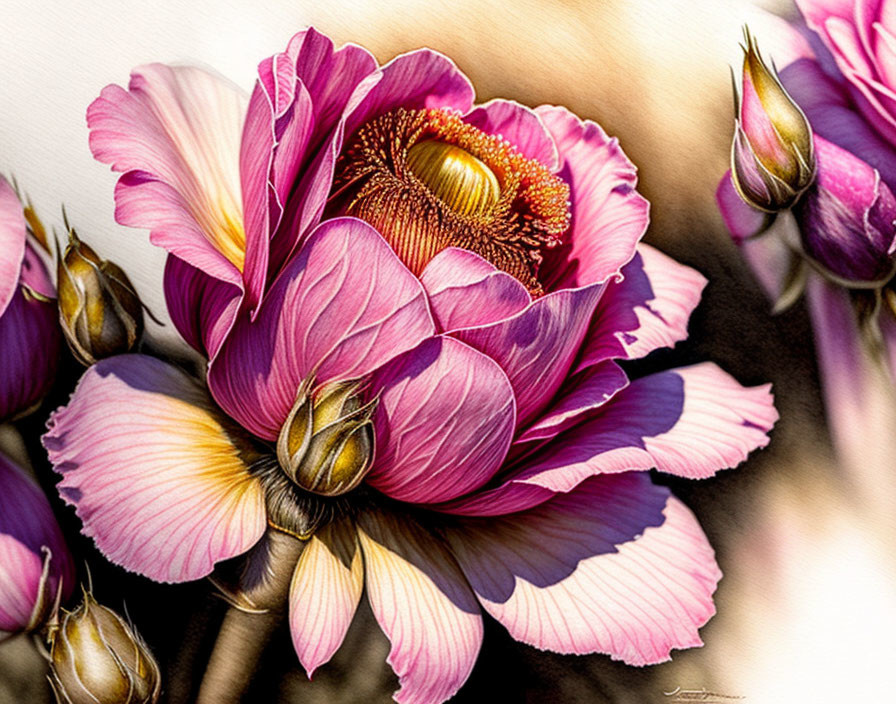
[163,255,242,360]
[0,176,25,316]
[535,105,649,290]
[464,99,559,170]
[444,474,722,665]
[0,249,60,422]
[365,336,516,504]
[455,283,604,430]
[420,248,531,332]
[88,64,247,285]
[0,453,74,633]
[43,355,266,583]
[357,510,482,704]
[208,218,435,440]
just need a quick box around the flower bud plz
[277,378,376,497]
[57,227,144,366]
[730,28,815,211]
[48,590,161,704]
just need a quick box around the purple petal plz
[455,283,605,430]
[43,355,266,583]
[535,105,649,291]
[464,99,559,170]
[444,473,721,665]
[88,64,247,286]
[0,453,74,633]
[357,510,482,704]
[0,176,26,317]
[420,248,531,332]
[208,218,435,440]
[716,171,772,244]
[289,519,363,677]
[365,336,515,504]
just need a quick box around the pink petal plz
[357,510,482,704]
[0,250,60,422]
[535,105,650,291]
[88,64,247,286]
[716,171,771,245]
[0,176,25,317]
[0,453,74,633]
[573,245,706,372]
[419,248,531,332]
[444,473,722,665]
[289,520,363,678]
[365,336,516,504]
[208,218,435,440]
[43,355,266,583]
[455,283,605,430]
[464,99,559,170]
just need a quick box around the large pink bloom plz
[57,28,779,703]
[0,175,60,422]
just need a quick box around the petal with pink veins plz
[465,99,559,170]
[444,473,722,665]
[357,510,482,704]
[88,64,248,285]
[420,248,531,332]
[289,519,363,678]
[43,355,266,583]
[208,218,434,440]
[366,336,516,504]
[535,105,650,291]
[0,176,25,316]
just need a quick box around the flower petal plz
[0,176,25,317]
[289,520,363,678]
[43,355,266,583]
[455,283,605,429]
[535,105,649,291]
[716,171,772,245]
[419,247,531,332]
[88,64,247,285]
[444,473,722,665]
[357,510,482,704]
[208,218,435,440]
[464,99,559,170]
[365,336,516,504]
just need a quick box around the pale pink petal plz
[0,453,74,633]
[445,473,722,665]
[365,336,516,504]
[535,105,649,291]
[464,99,559,170]
[289,520,363,677]
[420,248,531,332]
[208,218,434,440]
[88,64,247,285]
[357,510,482,704]
[43,355,266,583]
[0,176,25,316]
[455,283,605,429]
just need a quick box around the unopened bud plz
[730,28,815,212]
[48,590,160,704]
[57,226,144,366]
[277,378,376,497]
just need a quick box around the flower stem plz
[196,529,305,704]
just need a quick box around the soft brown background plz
[2,0,895,701]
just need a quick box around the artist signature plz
[663,686,745,702]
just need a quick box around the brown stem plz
[196,529,305,704]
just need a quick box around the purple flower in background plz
[0,451,74,637]
[0,175,60,422]
[49,27,779,703]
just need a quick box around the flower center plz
[331,108,571,294]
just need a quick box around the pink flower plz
[0,451,74,636]
[0,175,60,422]
[55,28,779,703]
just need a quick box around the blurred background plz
[2,0,895,701]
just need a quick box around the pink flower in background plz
[0,175,60,422]
[0,451,74,637]
[56,27,780,703]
